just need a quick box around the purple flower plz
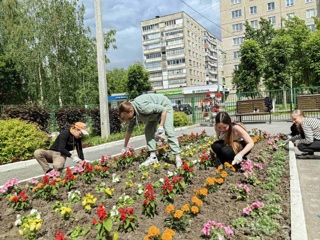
[243,207,252,215]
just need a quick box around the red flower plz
[22,196,28,201]
[92,220,98,224]
[43,175,49,185]
[202,149,207,155]
[19,191,25,197]
[144,200,148,206]
[127,208,134,216]
[12,196,19,203]
[55,231,66,240]
[97,205,107,220]
[121,213,127,220]
[130,218,133,222]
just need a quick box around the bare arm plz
[214,125,220,138]
[235,125,254,156]
[124,132,132,148]
[159,108,167,127]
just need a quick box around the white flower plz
[124,195,129,201]
[110,206,119,217]
[192,160,198,164]
[14,219,22,226]
[137,184,142,188]
[101,182,106,186]
[137,189,143,195]
[159,178,164,183]
[30,209,38,215]
[167,171,173,177]
[75,190,81,195]
[16,214,21,219]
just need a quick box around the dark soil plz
[0,139,290,240]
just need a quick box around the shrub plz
[0,119,48,165]
[54,107,87,132]
[174,112,190,127]
[1,106,50,131]
[88,108,121,135]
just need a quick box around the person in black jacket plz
[34,122,89,173]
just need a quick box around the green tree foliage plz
[303,30,320,86]
[107,68,127,95]
[126,62,152,99]
[232,40,263,93]
[263,35,294,90]
[104,29,117,64]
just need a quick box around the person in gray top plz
[118,94,182,168]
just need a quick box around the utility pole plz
[94,0,110,138]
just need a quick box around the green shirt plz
[126,94,171,133]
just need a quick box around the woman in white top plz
[211,112,254,165]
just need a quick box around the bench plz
[236,98,271,123]
[296,94,320,112]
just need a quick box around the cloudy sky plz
[81,0,221,70]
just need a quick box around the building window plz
[306,0,314,3]
[167,58,185,65]
[142,24,159,31]
[251,20,258,28]
[250,6,257,14]
[233,37,244,45]
[190,69,192,75]
[234,65,239,71]
[308,24,315,32]
[234,51,240,59]
[286,0,294,7]
[231,0,241,5]
[306,9,315,18]
[189,59,192,66]
[287,13,295,20]
[232,10,242,18]
[166,38,184,46]
[189,50,191,56]
[232,23,243,32]
[167,48,184,56]
[144,42,160,50]
[145,52,161,59]
[150,72,162,78]
[267,2,275,11]
[165,29,183,37]
[188,41,191,47]
[169,78,186,85]
[268,16,276,25]
[168,68,186,75]
[145,61,161,69]
[143,32,160,41]
[151,81,162,87]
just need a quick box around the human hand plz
[156,126,165,135]
[72,156,82,163]
[232,153,243,165]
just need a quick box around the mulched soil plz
[0,139,290,240]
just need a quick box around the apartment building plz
[141,12,225,91]
[220,0,320,90]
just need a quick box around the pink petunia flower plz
[223,226,234,235]
[243,207,252,215]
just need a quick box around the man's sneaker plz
[296,153,315,159]
[139,156,158,168]
[45,168,53,174]
[176,159,182,169]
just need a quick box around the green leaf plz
[104,218,113,232]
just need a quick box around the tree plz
[126,62,152,99]
[263,35,294,90]
[232,40,264,94]
[107,68,127,95]
[303,30,320,86]
[104,29,117,64]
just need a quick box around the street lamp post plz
[94,0,110,138]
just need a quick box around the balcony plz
[142,37,161,45]
[145,57,162,63]
[167,63,186,70]
[143,47,162,55]
[166,43,184,50]
[150,76,163,82]
[168,73,186,79]
[142,27,160,35]
[146,66,162,72]
[169,83,187,89]
[164,33,184,40]
[164,23,183,31]
[166,54,185,60]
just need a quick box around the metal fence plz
[1,86,320,130]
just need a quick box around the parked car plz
[178,104,192,115]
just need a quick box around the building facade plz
[220,0,320,90]
[141,12,225,91]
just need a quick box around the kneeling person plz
[34,122,88,173]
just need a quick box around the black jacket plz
[49,129,84,159]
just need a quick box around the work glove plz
[72,156,82,164]
[156,126,165,135]
[121,147,127,154]
[232,153,243,165]
[283,139,290,145]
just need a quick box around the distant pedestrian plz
[285,110,320,159]
[211,112,254,165]
[34,122,88,173]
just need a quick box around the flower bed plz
[0,130,290,240]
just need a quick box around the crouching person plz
[211,112,254,166]
[34,122,88,174]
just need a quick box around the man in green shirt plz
[119,94,182,168]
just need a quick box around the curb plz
[0,124,199,173]
[289,141,308,240]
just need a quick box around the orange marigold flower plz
[166,205,175,213]
[205,177,215,186]
[163,228,175,236]
[199,188,208,196]
[191,206,199,214]
[216,178,224,184]
[192,196,203,206]
[144,236,151,240]
[214,169,220,174]
[220,171,228,178]
[193,189,200,196]
[181,204,190,212]
[174,210,183,219]
[231,167,236,172]
[32,187,37,192]
[224,162,232,168]
[218,166,223,171]
[37,183,44,188]
[161,233,173,240]
[148,226,160,237]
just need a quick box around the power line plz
[178,0,236,36]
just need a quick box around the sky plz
[81,0,221,70]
